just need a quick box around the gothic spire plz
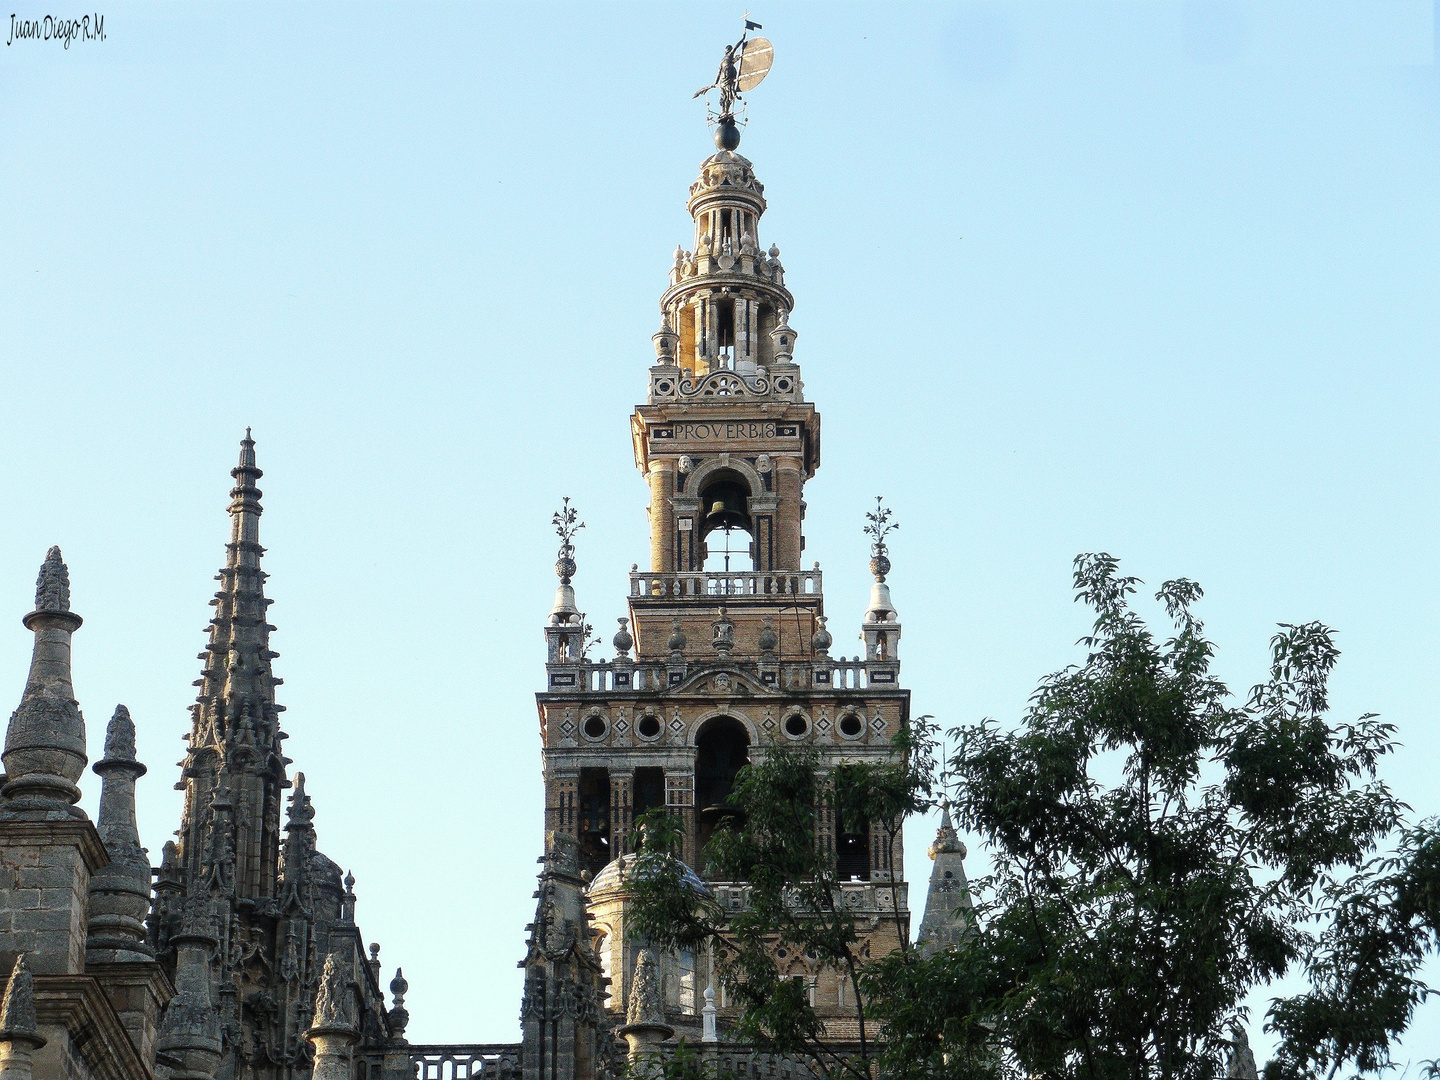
[206,428,279,713]
[87,705,156,961]
[1,546,87,817]
[177,431,288,903]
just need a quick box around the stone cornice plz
[86,959,175,1007]
[34,974,152,1080]
[0,816,109,872]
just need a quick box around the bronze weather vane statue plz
[693,17,774,125]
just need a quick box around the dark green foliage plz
[947,554,1436,1080]
[625,720,941,1080]
[624,553,1439,1080]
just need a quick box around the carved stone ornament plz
[33,545,70,613]
[311,952,355,1032]
[677,370,770,400]
[0,954,39,1039]
[627,950,664,1027]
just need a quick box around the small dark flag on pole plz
[745,19,762,30]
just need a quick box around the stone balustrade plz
[629,569,822,599]
[408,1044,522,1080]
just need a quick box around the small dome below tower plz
[587,852,712,900]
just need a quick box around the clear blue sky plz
[2,0,1437,1062]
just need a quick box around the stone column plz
[773,459,804,570]
[647,461,676,573]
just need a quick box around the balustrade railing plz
[547,655,888,694]
[630,569,822,599]
[409,1045,521,1080]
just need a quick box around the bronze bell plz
[704,488,749,531]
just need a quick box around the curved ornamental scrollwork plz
[676,370,771,399]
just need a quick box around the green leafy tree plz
[621,553,1440,1080]
[944,554,1439,1080]
[624,718,940,1080]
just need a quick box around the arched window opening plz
[577,768,611,877]
[699,476,754,573]
[834,765,871,882]
[634,767,665,817]
[837,829,870,881]
[696,716,751,864]
[595,932,614,1009]
[716,300,736,369]
[677,949,698,1014]
[756,303,776,366]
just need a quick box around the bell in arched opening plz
[702,482,749,534]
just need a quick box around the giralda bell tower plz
[535,31,912,1027]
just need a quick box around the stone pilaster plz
[609,773,634,858]
[647,461,676,573]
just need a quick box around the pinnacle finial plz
[387,966,411,1041]
[238,427,257,467]
[311,952,356,1033]
[103,704,137,762]
[286,772,314,829]
[0,954,40,1042]
[864,496,898,583]
[668,618,687,655]
[5,547,87,815]
[626,949,667,1027]
[33,546,70,613]
[929,808,965,859]
[89,702,155,960]
[812,615,832,656]
[390,967,408,1005]
[552,497,584,584]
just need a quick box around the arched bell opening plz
[577,767,611,877]
[695,715,751,867]
[834,765,872,882]
[698,473,755,573]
